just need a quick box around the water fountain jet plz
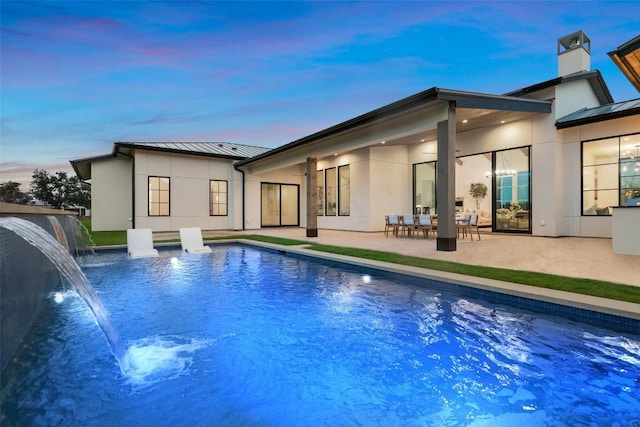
[0,217,128,370]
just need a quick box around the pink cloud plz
[0,161,76,190]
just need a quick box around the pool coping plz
[95,239,640,322]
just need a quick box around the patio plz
[199,228,639,288]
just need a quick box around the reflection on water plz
[1,246,638,426]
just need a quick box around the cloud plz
[0,161,75,190]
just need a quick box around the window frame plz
[325,167,337,216]
[338,164,350,216]
[148,176,170,217]
[581,133,640,216]
[209,179,228,216]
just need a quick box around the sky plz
[1,1,639,189]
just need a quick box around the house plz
[71,31,640,251]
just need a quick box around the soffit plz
[69,153,117,180]
[608,35,640,92]
[381,108,545,147]
[236,88,551,169]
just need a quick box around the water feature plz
[2,245,638,425]
[46,216,70,251]
[0,217,126,368]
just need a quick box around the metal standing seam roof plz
[556,98,640,129]
[114,141,272,159]
[70,141,273,180]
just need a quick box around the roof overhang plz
[608,35,640,92]
[70,153,117,180]
[236,87,551,170]
[113,141,263,161]
[504,70,614,104]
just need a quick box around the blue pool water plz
[1,245,639,426]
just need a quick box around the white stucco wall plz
[369,145,411,231]
[132,150,242,232]
[91,157,132,231]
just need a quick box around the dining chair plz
[416,214,433,239]
[401,214,416,238]
[386,215,400,237]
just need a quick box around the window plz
[210,180,228,216]
[317,170,324,216]
[325,167,337,216]
[413,162,436,214]
[582,133,640,215]
[338,165,350,216]
[148,176,170,216]
[317,165,350,216]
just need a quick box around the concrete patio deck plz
[194,228,639,288]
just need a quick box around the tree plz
[30,169,91,209]
[0,181,32,204]
[469,182,488,210]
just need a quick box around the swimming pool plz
[1,245,639,426]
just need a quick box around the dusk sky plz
[1,1,639,189]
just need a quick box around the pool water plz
[1,245,639,426]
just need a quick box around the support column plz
[306,157,318,237]
[436,102,457,251]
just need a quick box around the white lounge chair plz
[127,229,159,258]
[179,227,212,253]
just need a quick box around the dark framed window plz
[338,165,350,216]
[325,167,337,216]
[317,170,325,216]
[582,133,640,215]
[210,180,228,216]
[148,176,170,216]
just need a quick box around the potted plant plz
[469,182,488,210]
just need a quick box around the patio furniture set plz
[384,213,481,240]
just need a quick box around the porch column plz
[436,102,457,251]
[306,157,318,237]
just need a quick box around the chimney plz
[557,30,591,76]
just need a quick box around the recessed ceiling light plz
[462,119,468,124]
[500,120,506,124]
[334,153,338,156]
[381,140,386,144]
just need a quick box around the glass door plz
[413,162,436,214]
[261,183,299,227]
[493,147,531,233]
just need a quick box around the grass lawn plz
[79,220,640,305]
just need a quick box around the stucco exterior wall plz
[91,157,132,231]
[369,145,411,231]
[132,150,241,232]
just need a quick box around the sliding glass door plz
[261,183,299,227]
